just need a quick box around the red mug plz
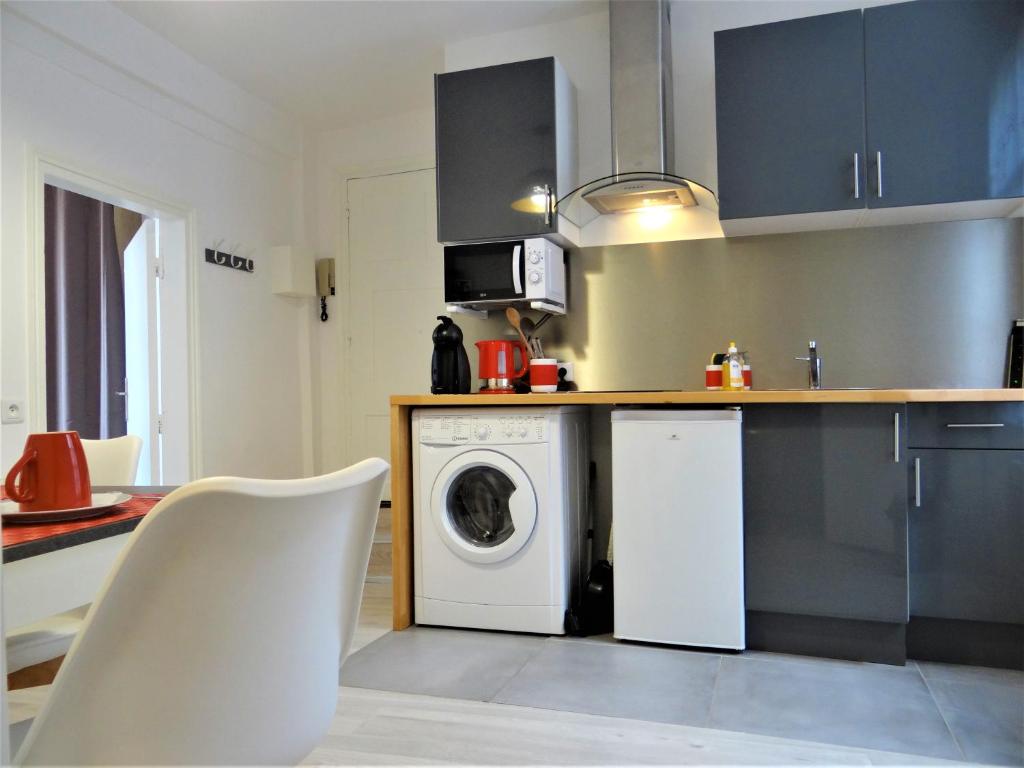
[5,431,92,512]
[529,358,559,392]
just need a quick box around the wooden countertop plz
[391,389,1022,406]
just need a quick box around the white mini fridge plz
[611,409,745,649]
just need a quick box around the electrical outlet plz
[2,399,25,424]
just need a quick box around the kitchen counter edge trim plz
[391,389,1022,406]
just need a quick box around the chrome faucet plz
[795,341,823,390]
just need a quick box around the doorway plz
[37,168,195,485]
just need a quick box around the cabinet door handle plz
[875,151,883,198]
[853,152,860,199]
[543,184,552,227]
[893,411,900,463]
[945,423,1004,429]
[914,457,921,508]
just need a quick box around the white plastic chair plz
[6,436,145,675]
[14,457,389,766]
[80,435,143,485]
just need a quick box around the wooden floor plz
[348,580,392,654]
[304,687,966,766]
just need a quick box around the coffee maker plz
[430,316,471,394]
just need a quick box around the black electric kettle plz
[431,316,471,394]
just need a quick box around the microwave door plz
[443,242,526,303]
[511,244,523,296]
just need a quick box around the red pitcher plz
[475,339,529,393]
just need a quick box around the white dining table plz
[2,486,173,630]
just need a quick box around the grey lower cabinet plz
[864,0,1024,207]
[908,449,1024,624]
[714,10,866,221]
[742,404,909,664]
[905,403,1024,669]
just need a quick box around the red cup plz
[4,431,92,512]
[705,365,723,390]
[529,358,559,392]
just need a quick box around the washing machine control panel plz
[419,414,548,445]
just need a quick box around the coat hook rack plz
[205,244,254,274]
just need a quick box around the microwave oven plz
[443,238,566,314]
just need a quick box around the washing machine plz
[413,407,589,634]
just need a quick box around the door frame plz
[25,148,203,480]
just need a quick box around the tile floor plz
[10,582,1020,765]
[341,626,1024,766]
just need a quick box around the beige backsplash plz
[456,217,1023,391]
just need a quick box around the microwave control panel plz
[524,238,565,304]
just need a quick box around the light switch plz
[2,399,25,424]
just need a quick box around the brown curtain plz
[45,185,143,438]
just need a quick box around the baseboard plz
[907,616,1023,670]
[746,611,906,666]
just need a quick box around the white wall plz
[1,1,313,479]
[305,109,436,472]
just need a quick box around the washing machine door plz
[430,449,538,564]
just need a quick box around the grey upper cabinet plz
[434,57,575,244]
[864,0,1024,208]
[908,448,1024,625]
[714,10,866,221]
[714,0,1024,227]
[743,405,909,623]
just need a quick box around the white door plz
[120,216,191,485]
[155,217,190,484]
[344,169,443,494]
[122,218,159,483]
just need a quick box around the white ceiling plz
[114,0,603,130]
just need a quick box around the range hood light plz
[584,181,697,215]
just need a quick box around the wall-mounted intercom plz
[316,258,335,322]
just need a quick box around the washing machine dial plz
[518,426,529,438]
[475,424,492,441]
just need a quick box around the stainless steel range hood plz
[558,0,718,230]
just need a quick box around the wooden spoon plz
[505,307,533,359]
